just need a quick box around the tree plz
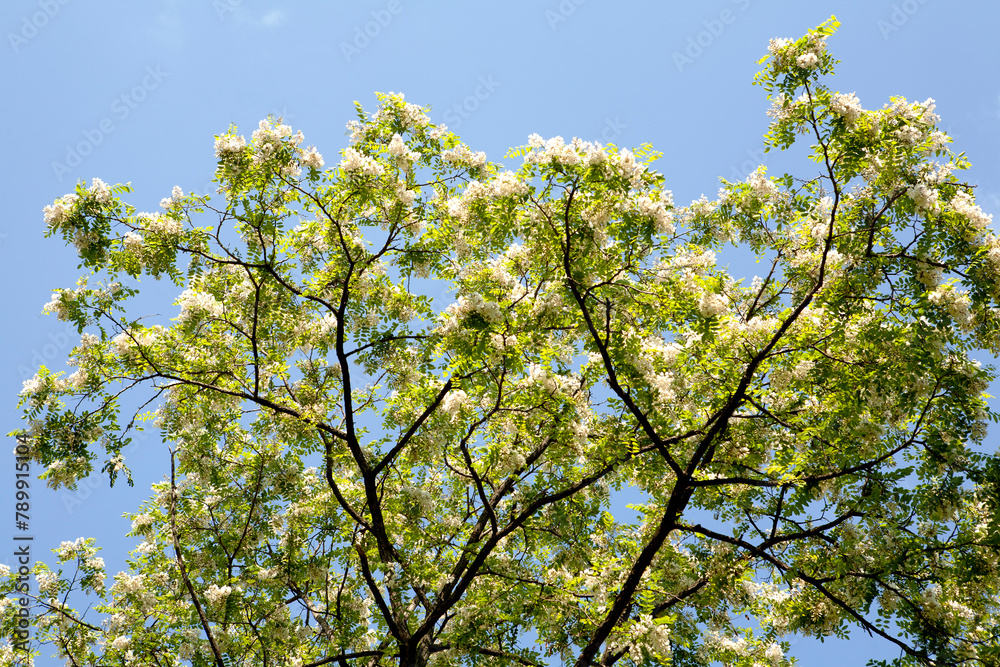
[5,17,1000,667]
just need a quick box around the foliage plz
[5,18,1000,667]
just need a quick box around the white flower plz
[441,390,467,420]
[205,583,232,606]
[830,92,863,123]
[340,147,385,176]
[131,514,155,533]
[111,636,131,651]
[949,191,992,233]
[907,182,939,216]
[796,52,819,69]
[21,376,43,396]
[491,171,528,197]
[43,195,78,230]
[635,194,675,234]
[747,166,777,199]
[160,185,184,209]
[123,232,143,255]
[698,292,727,318]
[141,212,184,236]
[214,134,246,156]
[895,125,923,146]
[177,288,223,322]
[301,147,324,170]
[442,144,487,168]
[90,178,111,203]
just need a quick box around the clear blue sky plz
[2,1,999,664]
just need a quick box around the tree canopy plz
[5,18,1000,667]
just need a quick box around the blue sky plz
[2,1,999,664]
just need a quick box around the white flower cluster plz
[609,614,671,663]
[123,232,143,255]
[214,133,247,157]
[526,364,578,396]
[491,170,528,197]
[395,181,417,208]
[949,191,992,235]
[140,212,184,236]
[252,118,298,151]
[796,52,818,69]
[204,583,232,606]
[301,146,324,170]
[177,288,223,322]
[830,92,863,123]
[747,166,778,199]
[441,389,468,421]
[524,135,583,166]
[373,92,430,130]
[131,513,155,533]
[927,284,974,330]
[42,288,75,320]
[160,185,184,210]
[43,193,79,231]
[90,177,111,204]
[441,294,503,333]
[441,144,488,168]
[894,125,923,146]
[44,457,88,489]
[907,182,940,216]
[401,485,435,513]
[634,194,675,234]
[340,147,385,177]
[698,291,728,318]
[387,133,420,167]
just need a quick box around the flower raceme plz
[10,20,1000,667]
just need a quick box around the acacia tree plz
[5,19,1000,667]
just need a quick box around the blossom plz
[123,232,143,255]
[441,390,467,420]
[42,290,72,320]
[43,194,78,231]
[90,177,111,203]
[698,291,727,318]
[907,182,939,216]
[160,185,184,209]
[747,166,778,199]
[635,194,675,234]
[214,133,246,156]
[340,147,385,176]
[177,288,223,322]
[491,171,528,197]
[441,144,487,168]
[301,147,324,170]
[830,92,863,123]
[131,514,155,533]
[949,190,992,234]
[205,583,232,606]
[141,212,184,236]
[796,52,819,68]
